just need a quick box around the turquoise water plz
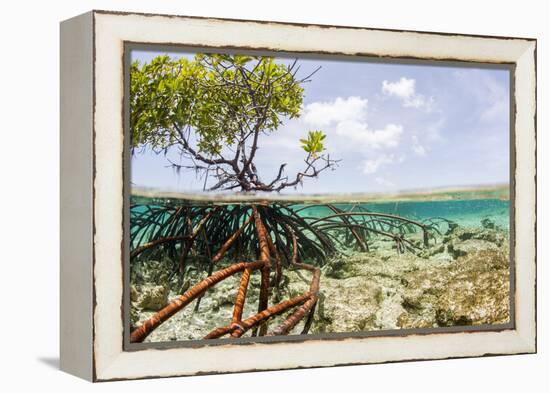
[296,199,510,231]
[130,195,510,252]
[129,192,511,341]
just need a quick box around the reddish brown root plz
[130,260,264,343]
[132,206,321,343]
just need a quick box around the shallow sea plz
[131,188,511,240]
[295,198,510,230]
[130,188,511,340]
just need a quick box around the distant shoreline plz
[131,184,510,203]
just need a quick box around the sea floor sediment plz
[131,219,510,343]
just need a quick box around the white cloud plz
[301,96,403,151]
[260,95,408,186]
[411,135,426,156]
[382,78,416,99]
[360,154,395,174]
[302,96,368,127]
[336,121,403,150]
[382,77,434,111]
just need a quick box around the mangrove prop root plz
[130,236,189,259]
[131,206,316,343]
[232,269,251,323]
[195,213,253,311]
[301,300,317,335]
[285,223,298,264]
[252,206,272,336]
[269,224,321,336]
[203,212,320,340]
[130,260,264,343]
[179,208,219,276]
[212,214,253,264]
[205,292,311,340]
[265,228,283,288]
[230,293,312,338]
[178,236,194,278]
[327,204,368,252]
[269,296,317,336]
[204,323,243,339]
[318,222,420,252]
[130,201,434,343]
[307,211,430,247]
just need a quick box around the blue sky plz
[130,50,510,195]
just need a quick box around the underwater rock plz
[301,229,510,333]
[474,230,506,246]
[417,243,448,260]
[130,305,141,328]
[397,248,510,328]
[307,253,426,332]
[130,258,172,287]
[435,268,509,327]
[442,225,506,260]
[309,276,382,333]
[133,225,510,341]
[446,221,459,234]
[132,284,170,311]
[322,255,361,279]
[446,227,505,245]
[448,239,499,259]
[481,217,496,230]
[375,288,406,330]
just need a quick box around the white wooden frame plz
[60,10,537,381]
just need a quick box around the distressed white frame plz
[60,10,536,381]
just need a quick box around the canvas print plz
[127,50,511,344]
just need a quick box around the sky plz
[130,50,510,195]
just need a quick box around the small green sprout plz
[300,130,327,159]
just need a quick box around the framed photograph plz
[60,10,537,381]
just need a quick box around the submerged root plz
[130,201,439,342]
